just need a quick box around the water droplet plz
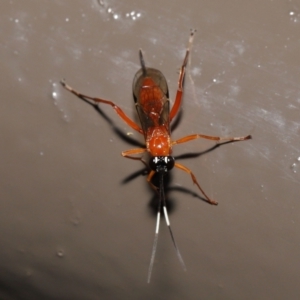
[291,162,297,173]
[56,249,65,257]
[52,82,60,102]
[113,14,119,19]
[70,207,81,225]
[191,67,201,76]
[297,156,300,162]
[15,19,19,23]
[289,10,299,23]
[65,18,69,22]
[40,151,44,156]
[52,91,58,99]
[63,114,70,122]
[51,82,71,122]
[125,10,141,21]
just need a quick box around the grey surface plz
[1,0,300,299]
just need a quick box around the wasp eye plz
[165,156,175,170]
[149,156,175,173]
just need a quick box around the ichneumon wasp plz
[61,30,251,282]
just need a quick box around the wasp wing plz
[133,67,170,139]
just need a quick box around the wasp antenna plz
[60,78,67,87]
[189,29,197,47]
[182,29,197,68]
[139,49,147,76]
[147,172,186,283]
[147,214,160,283]
[158,172,186,271]
[162,200,186,272]
[147,172,163,283]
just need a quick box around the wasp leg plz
[61,80,143,134]
[172,133,252,145]
[122,148,148,169]
[170,30,196,122]
[175,162,218,205]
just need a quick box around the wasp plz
[61,30,251,282]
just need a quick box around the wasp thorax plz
[149,156,175,173]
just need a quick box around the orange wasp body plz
[61,31,251,282]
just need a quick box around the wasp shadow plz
[170,109,183,133]
[70,91,188,149]
[146,172,214,217]
[71,93,242,217]
[74,95,145,148]
[121,139,244,217]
